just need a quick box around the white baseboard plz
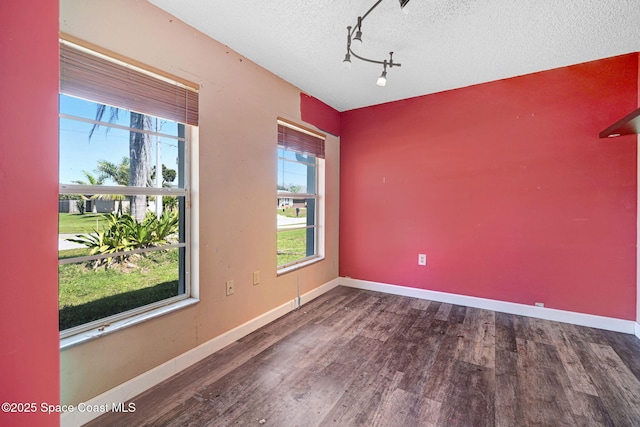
[340,277,637,335]
[61,278,340,427]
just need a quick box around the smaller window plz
[277,120,325,270]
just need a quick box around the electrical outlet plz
[535,302,544,307]
[253,270,260,285]
[226,280,234,296]
[418,254,427,266]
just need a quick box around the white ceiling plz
[148,0,640,112]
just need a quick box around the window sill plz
[60,298,199,350]
[277,256,324,276]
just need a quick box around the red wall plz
[0,1,60,426]
[340,54,638,320]
[300,93,341,136]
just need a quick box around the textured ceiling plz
[148,0,640,112]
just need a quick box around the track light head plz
[354,16,363,42]
[377,62,388,86]
[343,53,352,70]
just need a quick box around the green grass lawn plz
[277,228,307,266]
[58,247,91,260]
[58,249,180,330]
[59,212,109,234]
[278,207,307,218]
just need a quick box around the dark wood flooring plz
[88,286,640,426]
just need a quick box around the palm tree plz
[94,158,129,214]
[129,112,152,220]
[96,157,129,186]
[72,170,105,186]
[90,107,152,221]
[71,170,105,213]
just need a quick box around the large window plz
[58,40,198,337]
[277,120,325,270]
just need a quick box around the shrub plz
[66,211,179,269]
[154,210,179,242]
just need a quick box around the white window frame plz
[59,123,199,348]
[277,120,325,274]
[58,39,200,347]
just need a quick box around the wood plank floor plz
[88,286,640,427]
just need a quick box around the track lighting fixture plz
[343,0,409,86]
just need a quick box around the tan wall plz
[60,0,339,404]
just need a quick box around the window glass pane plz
[58,200,185,332]
[58,248,182,331]
[276,196,317,267]
[59,117,124,185]
[60,94,128,124]
[277,157,316,194]
[59,94,183,188]
[277,228,309,267]
[60,95,182,137]
[276,198,309,230]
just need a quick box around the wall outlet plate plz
[226,280,234,296]
[418,254,427,266]
[253,271,260,285]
